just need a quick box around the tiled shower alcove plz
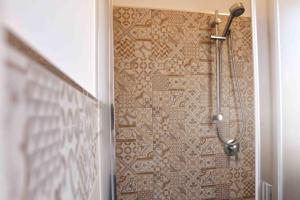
[113,7,255,200]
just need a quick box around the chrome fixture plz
[224,140,240,160]
[223,3,245,37]
[210,3,246,159]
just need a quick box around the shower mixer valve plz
[224,140,240,161]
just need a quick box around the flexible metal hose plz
[215,31,246,146]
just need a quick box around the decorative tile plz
[137,173,154,191]
[118,170,138,194]
[117,127,137,140]
[114,7,255,200]
[186,103,214,126]
[243,179,255,198]
[184,42,213,62]
[151,40,171,61]
[134,40,152,58]
[200,185,216,199]
[117,108,136,128]
[115,35,135,61]
[164,126,182,142]
[153,91,170,108]
[113,7,151,30]
[153,107,170,134]
[132,58,153,76]
[137,190,154,200]
[169,109,185,121]
[116,139,137,166]
[166,53,185,75]
[185,75,213,94]
[168,75,185,90]
[132,159,153,174]
[216,184,230,199]
[134,91,152,108]
[199,168,231,186]
[184,58,213,75]
[135,74,152,92]
[130,25,152,41]
[119,193,138,200]
[170,90,186,108]
[136,133,153,159]
[152,74,169,91]
[136,108,152,132]
[115,68,136,93]
[215,153,229,168]
[200,155,217,169]
[200,137,223,155]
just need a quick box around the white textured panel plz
[2,32,100,200]
[279,1,300,199]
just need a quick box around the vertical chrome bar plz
[214,10,221,115]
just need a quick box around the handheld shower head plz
[230,3,245,17]
[222,2,245,37]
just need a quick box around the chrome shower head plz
[222,2,245,37]
[230,3,245,17]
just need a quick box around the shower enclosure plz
[113,1,255,199]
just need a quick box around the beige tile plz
[114,7,255,200]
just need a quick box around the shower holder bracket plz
[210,35,227,41]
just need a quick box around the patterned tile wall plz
[113,7,255,200]
[1,31,100,200]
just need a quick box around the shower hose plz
[215,32,246,146]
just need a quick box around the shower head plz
[222,2,245,37]
[230,3,245,17]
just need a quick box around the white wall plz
[0,2,7,199]
[255,0,273,187]
[257,0,300,199]
[255,0,282,199]
[278,0,300,199]
[3,0,96,95]
[113,0,252,16]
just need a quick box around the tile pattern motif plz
[114,7,255,200]
[3,32,100,200]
